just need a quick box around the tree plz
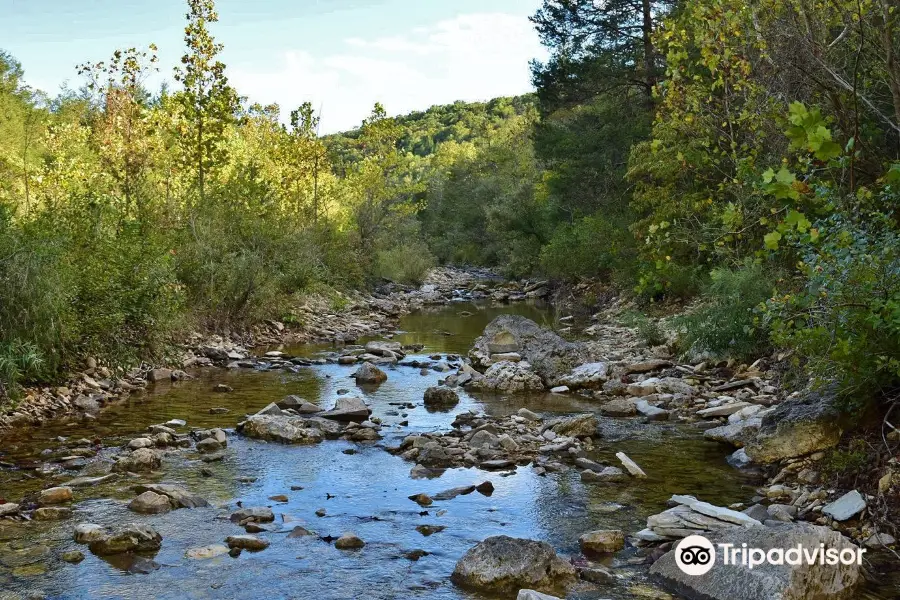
[173,0,238,204]
[77,45,159,219]
[530,0,675,112]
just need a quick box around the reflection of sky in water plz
[1,301,760,600]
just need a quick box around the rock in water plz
[578,530,625,554]
[649,523,862,600]
[74,523,107,544]
[469,315,590,385]
[128,491,172,514]
[225,535,269,552]
[112,448,161,472]
[320,397,371,421]
[132,484,208,509]
[89,524,162,555]
[334,533,365,549]
[451,536,576,595]
[354,362,387,384]
[550,414,598,438]
[239,414,341,443]
[423,386,460,408]
[38,486,73,505]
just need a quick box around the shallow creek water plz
[1,301,770,599]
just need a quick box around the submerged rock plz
[225,535,269,552]
[451,535,577,595]
[334,533,365,549]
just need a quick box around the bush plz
[540,212,636,281]
[373,239,436,285]
[676,262,775,360]
[619,310,667,347]
[0,340,43,402]
[766,214,900,404]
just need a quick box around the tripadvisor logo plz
[675,535,716,575]
[674,534,866,576]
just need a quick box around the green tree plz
[173,0,238,203]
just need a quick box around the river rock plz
[33,507,72,521]
[196,437,223,454]
[230,506,275,524]
[744,387,844,464]
[334,533,366,549]
[549,414,598,438]
[822,490,866,522]
[132,484,209,509]
[89,524,162,555]
[704,418,762,447]
[578,529,625,554]
[277,395,321,413]
[74,523,107,544]
[600,397,637,416]
[469,315,590,385]
[643,495,762,539]
[321,397,371,421]
[112,448,161,472]
[128,491,172,514]
[557,362,609,389]
[239,414,340,443]
[148,368,173,382]
[451,535,577,595]
[186,544,229,559]
[649,523,862,600]
[128,437,154,450]
[616,452,647,478]
[477,361,545,393]
[423,387,460,408]
[354,362,387,384]
[38,486,73,505]
[225,535,269,551]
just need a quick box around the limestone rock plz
[451,535,577,595]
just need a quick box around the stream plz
[1,300,761,599]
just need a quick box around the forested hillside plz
[1,0,898,416]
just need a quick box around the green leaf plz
[764,231,782,250]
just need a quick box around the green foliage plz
[765,213,900,402]
[821,439,871,480]
[675,263,775,360]
[539,212,636,281]
[373,239,436,286]
[619,310,668,347]
[0,340,43,402]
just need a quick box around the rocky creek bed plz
[0,272,897,600]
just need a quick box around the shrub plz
[0,340,44,403]
[675,262,775,361]
[540,213,636,281]
[373,239,436,285]
[619,310,667,347]
[766,214,900,404]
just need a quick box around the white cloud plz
[229,12,545,133]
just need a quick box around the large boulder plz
[557,362,609,390]
[354,362,388,384]
[89,524,162,555]
[451,536,577,595]
[650,523,862,600]
[239,414,340,444]
[475,362,546,394]
[744,388,845,463]
[469,316,590,385]
[320,397,371,421]
[423,387,460,408]
[128,491,172,514]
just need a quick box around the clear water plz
[2,301,874,599]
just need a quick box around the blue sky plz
[3,0,546,132]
